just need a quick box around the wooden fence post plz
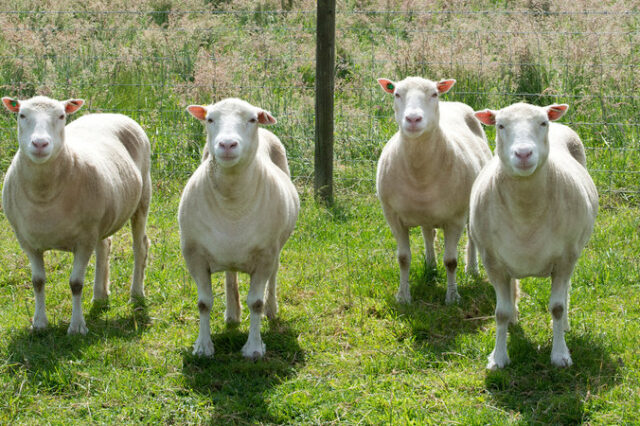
[314,0,335,204]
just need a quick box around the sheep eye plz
[59,114,65,120]
[19,114,25,119]
[431,93,438,98]
[207,118,213,123]
[249,117,257,123]
[394,93,400,98]
[498,124,504,129]
[541,121,548,127]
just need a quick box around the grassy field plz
[0,0,639,424]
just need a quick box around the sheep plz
[470,102,598,369]
[376,76,492,304]
[179,98,299,359]
[1,95,151,335]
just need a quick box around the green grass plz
[0,189,638,424]
[0,1,639,424]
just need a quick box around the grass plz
[0,0,639,423]
[0,190,638,423]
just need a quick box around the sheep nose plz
[218,140,238,151]
[31,138,50,149]
[514,149,533,160]
[405,114,423,124]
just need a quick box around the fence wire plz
[0,5,638,202]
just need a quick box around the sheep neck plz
[497,160,553,220]
[206,155,263,207]
[16,145,73,204]
[399,127,449,179]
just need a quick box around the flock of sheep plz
[0,75,598,370]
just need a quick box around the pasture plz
[0,1,639,423]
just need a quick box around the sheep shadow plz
[181,317,305,424]
[485,324,621,424]
[4,300,150,387]
[390,263,496,354]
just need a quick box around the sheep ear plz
[2,97,20,113]
[436,79,456,94]
[187,105,208,121]
[475,109,496,126]
[257,110,277,125]
[546,104,569,121]
[63,99,84,114]
[377,78,396,94]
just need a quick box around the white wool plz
[470,102,598,369]
[376,76,492,304]
[179,98,299,359]
[1,95,151,335]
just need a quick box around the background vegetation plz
[0,0,638,423]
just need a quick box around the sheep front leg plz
[486,268,516,370]
[92,237,111,302]
[242,264,275,360]
[68,246,93,335]
[421,226,436,268]
[389,221,411,304]
[185,252,214,357]
[26,250,48,331]
[550,268,574,367]
[443,224,463,304]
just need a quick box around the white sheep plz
[1,95,151,335]
[470,102,598,369]
[376,76,492,304]
[179,98,299,359]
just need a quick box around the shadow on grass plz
[391,263,496,352]
[485,324,621,424]
[181,317,305,424]
[4,299,150,388]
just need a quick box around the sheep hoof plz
[551,351,573,368]
[395,290,412,304]
[31,317,49,332]
[67,321,89,335]
[242,341,266,360]
[193,337,214,358]
[224,308,241,325]
[445,290,461,305]
[486,350,510,370]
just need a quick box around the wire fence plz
[0,5,639,203]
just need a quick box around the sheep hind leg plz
[92,237,111,303]
[443,224,463,304]
[464,227,479,277]
[265,259,280,320]
[225,271,241,324]
[421,226,436,269]
[129,205,150,301]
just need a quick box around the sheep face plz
[2,96,83,164]
[377,76,456,139]
[475,103,569,177]
[187,98,276,169]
